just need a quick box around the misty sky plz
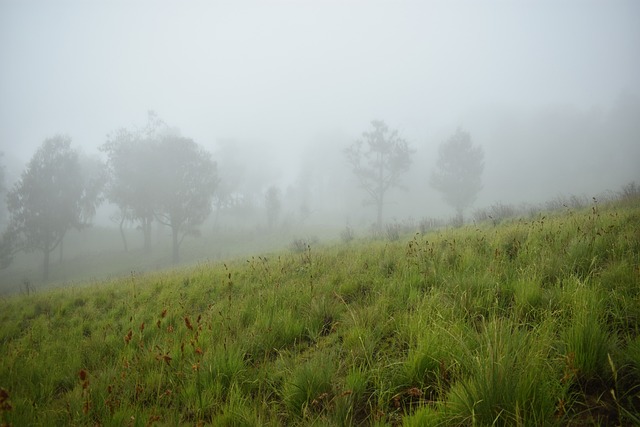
[1,0,639,212]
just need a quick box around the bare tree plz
[345,120,414,229]
[430,127,484,224]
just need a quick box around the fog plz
[1,1,639,287]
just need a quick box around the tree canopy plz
[430,128,484,223]
[345,120,414,228]
[101,113,218,263]
[101,112,167,253]
[4,136,102,280]
[152,136,218,263]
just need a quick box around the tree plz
[0,224,18,270]
[101,112,167,253]
[345,120,414,228]
[102,114,218,263]
[152,136,218,264]
[430,128,484,224]
[56,153,106,263]
[5,136,102,281]
[265,185,281,230]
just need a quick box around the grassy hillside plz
[1,198,639,426]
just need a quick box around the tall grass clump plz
[282,354,335,421]
[560,278,613,384]
[445,319,561,426]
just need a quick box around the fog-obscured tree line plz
[0,112,220,279]
[7,101,640,286]
[1,114,489,282]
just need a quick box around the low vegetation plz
[1,196,639,426]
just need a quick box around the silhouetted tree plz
[4,136,102,281]
[345,120,414,228]
[152,136,218,263]
[430,128,484,224]
[265,185,281,230]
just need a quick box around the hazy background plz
[1,0,639,224]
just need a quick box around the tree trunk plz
[119,214,128,252]
[43,248,50,282]
[58,237,64,263]
[143,216,152,254]
[171,226,180,264]
[213,203,221,231]
[455,207,464,227]
[376,196,383,231]
[376,151,385,230]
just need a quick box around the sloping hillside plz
[1,198,639,426]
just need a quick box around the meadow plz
[0,196,639,426]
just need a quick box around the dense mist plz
[1,1,639,290]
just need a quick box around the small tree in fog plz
[430,128,484,224]
[4,136,102,281]
[265,186,281,230]
[345,120,414,229]
[152,136,218,264]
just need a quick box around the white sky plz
[1,0,639,196]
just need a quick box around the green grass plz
[1,197,639,426]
